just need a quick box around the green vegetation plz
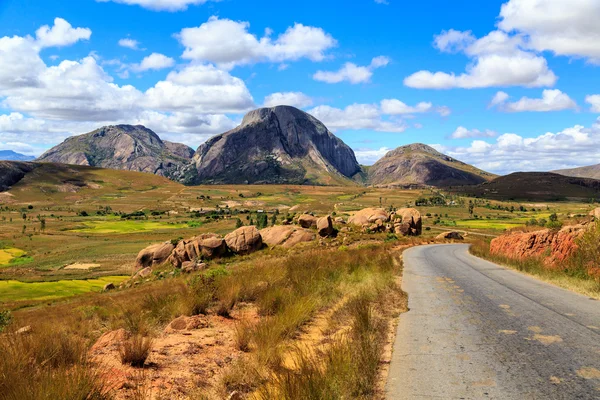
[0,248,27,266]
[0,276,130,302]
[72,220,188,234]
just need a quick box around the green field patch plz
[0,276,129,303]
[0,248,27,266]
[453,219,527,230]
[72,220,188,234]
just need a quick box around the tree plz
[468,201,474,216]
[40,218,46,233]
[257,213,268,229]
[270,214,277,226]
[235,218,243,228]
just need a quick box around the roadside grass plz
[470,238,600,299]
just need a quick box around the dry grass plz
[119,335,153,368]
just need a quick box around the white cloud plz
[405,29,556,89]
[438,120,600,174]
[450,126,497,139]
[118,38,141,50]
[178,17,336,69]
[309,104,407,133]
[491,89,577,112]
[313,56,390,84]
[131,53,175,72]
[96,0,211,11]
[35,18,91,48]
[144,64,255,114]
[586,95,600,112]
[489,91,509,108]
[263,92,313,108]
[354,147,391,165]
[380,99,450,117]
[499,0,600,63]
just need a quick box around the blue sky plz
[0,0,599,174]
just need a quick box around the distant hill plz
[452,172,600,201]
[367,143,496,187]
[553,164,600,180]
[188,106,361,185]
[37,125,194,181]
[0,161,37,191]
[0,150,35,161]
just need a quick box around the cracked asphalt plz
[386,244,600,399]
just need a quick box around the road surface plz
[386,244,600,399]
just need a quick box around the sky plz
[0,0,599,175]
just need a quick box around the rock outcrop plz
[37,125,194,181]
[135,242,175,269]
[188,106,361,185]
[348,208,389,226]
[396,208,422,236]
[317,215,334,237]
[225,226,263,255]
[368,143,495,187]
[436,231,464,240]
[168,234,227,268]
[260,225,315,248]
[298,214,318,229]
[490,224,588,266]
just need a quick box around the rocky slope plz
[0,161,37,191]
[367,143,495,187]
[454,172,600,201]
[186,106,361,185]
[37,125,194,181]
[553,164,600,180]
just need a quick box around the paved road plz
[386,244,600,400]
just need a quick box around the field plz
[0,163,595,304]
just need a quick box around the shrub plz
[0,310,11,333]
[120,335,153,368]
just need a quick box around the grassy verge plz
[470,239,600,299]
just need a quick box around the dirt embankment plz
[490,224,588,267]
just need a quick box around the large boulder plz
[260,225,316,248]
[396,208,422,236]
[298,214,318,229]
[590,207,600,220]
[348,208,389,226]
[135,242,174,269]
[283,229,316,248]
[436,231,464,240]
[317,215,334,237]
[225,226,263,255]
[168,234,226,268]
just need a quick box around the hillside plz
[452,172,600,201]
[553,164,600,180]
[0,161,38,191]
[187,106,361,185]
[0,150,35,161]
[367,143,496,187]
[37,125,194,181]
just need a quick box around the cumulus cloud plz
[450,126,497,139]
[437,119,600,174]
[118,38,141,50]
[263,92,313,108]
[586,95,600,112]
[353,147,391,165]
[499,0,600,64]
[178,17,336,69]
[35,18,91,48]
[313,56,390,84]
[405,30,556,89]
[380,99,450,116]
[131,53,175,72]
[490,89,577,112]
[309,104,407,133]
[96,0,212,12]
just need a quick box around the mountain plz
[553,164,600,180]
[0,161,37,191]
[37,125,194,181]
[452,172,600,201]
[0,150,35,161]
[186,106,361,185]
[367,143,496,187]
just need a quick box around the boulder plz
[298,214,318,229]
[135,267,152,279]
[199,237,227,259]
[153,242,175,265]
[334,217,346,224]
[103,282,116,291]
[16,326,32,335]
[317,215,334,237]
[182,261,206,273]
[436,231,464,240]
[91,328,129,353]
[396,208,422,236]
[395,223,411,236]
[168,234,225,268]
[135,243,162,269]
[282,229,316,248]
[348,208,389,226]
[166,315,209,333]
[260,225,296,247]
[225,226,263,255]
[590,207,600,220]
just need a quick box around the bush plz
[0,310,11,333]
[120,335,153,368]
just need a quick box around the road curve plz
[386,244,600,400]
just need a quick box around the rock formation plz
[187,106,361,185]
[368,143,495,187]
[224,226,263,255]
[37,125,194,181]
[260,226,315,248]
